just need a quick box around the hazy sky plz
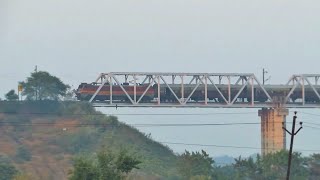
[1,0,320,156]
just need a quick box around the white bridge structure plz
[86,72,320,108]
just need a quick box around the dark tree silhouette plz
[21,71,69,100]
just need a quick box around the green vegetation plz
[69,148,141,180]
[309,154,320,179]
[214,150,309,180]
[21,71,69,100]
[0,163,18,180]
[15,146,32,162]
[53,127,101,154]
[177,150,214,179]
[13,174,33,180]
[0,155,18,180]
[5,90,19,101]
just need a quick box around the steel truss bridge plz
[88,72,320,108]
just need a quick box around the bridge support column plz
[258,108,288,156]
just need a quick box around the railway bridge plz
[77,72,320,155]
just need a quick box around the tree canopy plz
[5,90,19,101]
[0,161,18,180]
[21,71,69,100]
[215,150,309,180]
[69,148,141,180]
[309,154,320,179]
[177,150,215,179]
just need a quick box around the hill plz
[0,101,179,180]
[213,156,235,166]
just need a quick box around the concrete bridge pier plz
[259,108,289,156]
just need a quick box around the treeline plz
[2,148,319,180]
[66,148,320,180]
[3,70,71,101]
[176,150,319,180]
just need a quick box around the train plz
[75,82,320,103]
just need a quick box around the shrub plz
[0,162,18,180]
[15,146,32,162]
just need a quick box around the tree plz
[177,150,215,179]
[68,156,98,180]
[260,150,308,180]
[308,154,320,180]
[233,156,262,179]
[15,146,32,162]
[21,71,69,100]
[231,150,309,180]
[69,148,141,180]
[0,162,18,180]
[5,90,19,101]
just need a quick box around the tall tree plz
[177,150,215,179]
[21,71,69,100]
[5,90,19,101]
[233,156,262,179]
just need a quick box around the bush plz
[13,174,33,180]
[52,128,100,154]
[0,162,18,180]
[69,148,141,180]
[15,146,32,162]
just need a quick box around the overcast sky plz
[1,0,320,156]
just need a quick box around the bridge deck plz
[92,102,320,108]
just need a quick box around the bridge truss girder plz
[285,74,320,105]
[88,72,276,108]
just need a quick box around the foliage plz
[69,148,142,180]
[15,145,32,162]
[233,156,262,179]
[50,127,101,154]
[98,148,141,179]
[177,150,215,179]
[68,156,98,180]
[63,89,77,101]
[0,154,11,164]
[13,174,33,180]
[5,90,19,101]
[0,161,18,180]
[105,125,178,178]
[214,165,236,180]
[21,71,69,100]
[308,154,320,180]
[260,151,308,180]
[190,175,212,180]
[215,150,309,180]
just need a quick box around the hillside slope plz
[0,101,179,180]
